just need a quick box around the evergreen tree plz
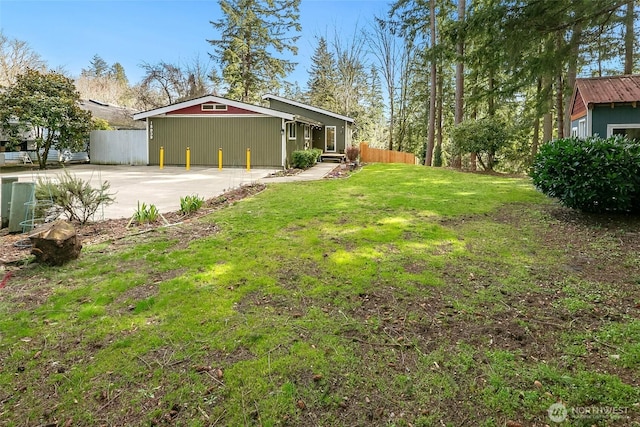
[208,0,301,103]
[82,54,109,78]
[282,80,304,101]
[307,36,338,111]
[109,62,128,86]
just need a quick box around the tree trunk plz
[469,73,477,171]
[556,71,564,139]
[625,0,635,74]
[543,112,553,143]
[435,62,443,166]
[532,116,540,160]
[543,75,554,143]
[488,70,495,117]
[564,23,582,137]
[532,77,542,161]
[30,220,82,266]
[425,0,437,166]
[453,0,465,169]
[40,133,55,170]
[597,24,604,77]
[389,102,395,151]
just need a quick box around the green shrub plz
[433,144,443,167]
[180,194,204,215]
[291,149,322,169]
[36,169,115,224]
[530,136,640,213]
[450,117,510,171]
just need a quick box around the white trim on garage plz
[133,95,295,121]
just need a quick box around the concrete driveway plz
[2,162,337,220]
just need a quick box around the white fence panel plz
[90,130,147,165]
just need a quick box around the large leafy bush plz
[291,148,322,169]
[530,136,640,213]
[450,117,510,171]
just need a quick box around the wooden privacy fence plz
[359,142,417,165]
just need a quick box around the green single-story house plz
[569,75,640,139]
[264,95,355,161]
[132,95,354,168]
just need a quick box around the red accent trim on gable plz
[571,87,586,118]
[167,103,260,115]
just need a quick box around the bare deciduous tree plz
[137,57,216,108]
[367,17,400,151]
[0,31,47,87]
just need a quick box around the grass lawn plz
[1,163,639,426]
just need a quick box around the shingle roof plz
[79,99,144,129]
[575,75,640,105]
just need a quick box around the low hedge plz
[291,148,323,169]
[530,135,640,213]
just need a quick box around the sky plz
[0,0,390,89]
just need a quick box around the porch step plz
[320,153,346,163]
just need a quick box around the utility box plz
[8,181,35,233]
[1,177,19,228]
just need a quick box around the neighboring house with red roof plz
[569,75,640,140]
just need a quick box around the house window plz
[202,103,227,111]
[578,119,586,138]
[304,125,310,140]
[607,123,640,140]
[571,127,578,138]
[287,123,296,140]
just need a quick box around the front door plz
[325,126,336,152]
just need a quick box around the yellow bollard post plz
[218,148,222,170]
[159,146,164,169]
[246,148,251,172]
[186,147,191,171]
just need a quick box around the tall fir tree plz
[306,36,338,111]
[208,0,301,103]
[109,62,128,86]
[81,54,109,78]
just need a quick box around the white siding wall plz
[90,130,148,165]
